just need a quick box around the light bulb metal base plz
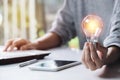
[86,36,98,49]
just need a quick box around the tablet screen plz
[40,60,76,67]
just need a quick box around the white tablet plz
[29,60,81,71]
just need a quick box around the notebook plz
[0,50,50,65]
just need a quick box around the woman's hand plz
[3,38,38,51]
[82,42,108,71]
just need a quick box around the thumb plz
[96,43,107,53]
[96,43,108,60]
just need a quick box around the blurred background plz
[0,0,79,48]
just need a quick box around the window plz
[0,0,78,48]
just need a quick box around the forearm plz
[105,46,120,64]
[33,32,62,50]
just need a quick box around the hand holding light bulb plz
[81,15,108,70]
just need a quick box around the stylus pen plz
[19,59,38,67]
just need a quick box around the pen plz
[19,59,38,67]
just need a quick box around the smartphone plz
[29,60,81,71]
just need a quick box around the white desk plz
[0,47,120,80]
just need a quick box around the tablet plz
[29,60,81,71]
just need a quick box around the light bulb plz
[82,15,103,42]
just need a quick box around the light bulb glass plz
[82,15,103,42]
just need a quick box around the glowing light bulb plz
[82,15,103,42]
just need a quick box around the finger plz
[96,43,107,53]
[96,43,108,59]
[84,42,96,70]
[82,42,89,69]
[13,39,30,48]
[8,45,16,51]
[97,50,103,60]
[5,39,27,51]
[20,44,34,50]
[8,38,30,51]
[90,42,103,68]
[82,46,89,68]
[82,43,89,68]
[3,39,14,51]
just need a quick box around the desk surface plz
[0,47,120,80]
